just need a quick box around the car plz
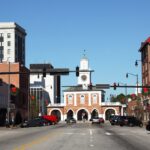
[91,117,101,124]
[99,117,104,123]
[109,115,121,125]
[41,115,58,125]
[20,117,50,128]
[65,118,76,124]
[119,116,143,127]
[126,116,143,127]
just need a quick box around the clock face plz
[81,75,87,81]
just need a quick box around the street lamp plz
[126,72,139,95]
[135,60,141,67]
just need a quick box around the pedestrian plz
[10,113,15,128]
[5,114,9,128]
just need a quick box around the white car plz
[91,117,100,124]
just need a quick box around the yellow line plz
[13,131,62,150]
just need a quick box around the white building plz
[30,64,61,116]
[0,22,26,65]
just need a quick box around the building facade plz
[47,56,125,121]
[0,22,26,65]
[0,62,29,125]
[30,64,61,118]
[139,37,150,121]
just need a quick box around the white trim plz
[74,94,77,106]
[88,93,91,106]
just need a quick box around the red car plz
[41,115,58,125]
[99,117,104,123]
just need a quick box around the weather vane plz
[83,49,86,57]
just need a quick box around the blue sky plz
[1,0,150,99]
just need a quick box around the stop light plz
[0,78,2,86]
[76,66,79,77]
[113,83,117,90]
[43,67,46,77]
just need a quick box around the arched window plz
[93,94,97,104]
[68,95,73,104]
[80,95,85,104]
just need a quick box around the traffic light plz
[0,78,2,86]
[43,67,46,77]
[89,83,92,90]
[113,82,117,90]
[76,66,79,77]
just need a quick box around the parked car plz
[65,118,76,124]
[91,117,101,124]
[20,117,50,128]
[119,116,143,127]
[99,117,104,123]
[41,115,58,125]
[109,115,121,125]
[146,121,150,131]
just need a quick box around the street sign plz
[96,84,110,89]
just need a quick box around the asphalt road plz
[0,122,150,150]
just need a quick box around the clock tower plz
[77,56,91,89]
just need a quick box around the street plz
[0,122,150,150]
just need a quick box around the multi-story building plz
[0,22,28,126]
[30,64,61,118]
[0,22,26,65]
[47,56,125,121]
[0,62,29,125]
[139,37,150,121]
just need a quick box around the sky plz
[1,0,150,99]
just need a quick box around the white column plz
[88,93,91,106]
[99,92,101,105]
[74,93,77,106]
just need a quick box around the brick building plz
[0,62,29,125]
[47,56,125,121]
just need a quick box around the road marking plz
[105,132,112,135]
[13,131,62,150]
[90,144,94,147]
[64,132,86,135]
[89,129,93,135]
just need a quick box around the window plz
[68,95,73,104]
[80,95,85,104]
[93,94,97,104]
[7,49,11,54]
[7,41,11,46]
[7,33,11,38]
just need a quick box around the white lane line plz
[89,129,93,135]
[105,132,112,135]
[90,144,94,147]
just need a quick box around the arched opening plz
[51,110,61,121]
[77,109,88,121]
[105,109,115,120]
[91,109,98,119]
[67,110,73,119]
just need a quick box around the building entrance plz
[77,109,88,121]
[51,110,61,121]
[105,109,115,120]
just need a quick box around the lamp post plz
[7,58,10,125]
[126,73,139,95]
